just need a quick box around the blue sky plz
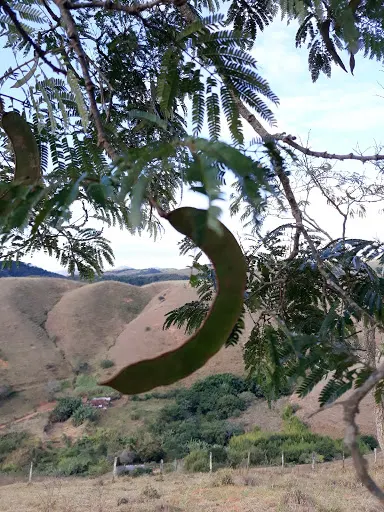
[2,17,384,272]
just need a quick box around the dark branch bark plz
[283,136,384,162]
[54,0,118,159]
[0,0,65,75]
[66,0,171,14]
[342,362,384,505]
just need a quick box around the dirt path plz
[0,401,56,430]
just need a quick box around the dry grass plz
[2,462,384,512]
[109,281,246,389]
[46,280,156,368]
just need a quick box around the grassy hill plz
[0,274,379,457]
[0,278,246,427]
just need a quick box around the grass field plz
[1,459,383,511]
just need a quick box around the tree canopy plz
[2,0,384,502]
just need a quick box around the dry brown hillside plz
[0,277,248,424]
[107,281,249,387]
[0,276,379,440]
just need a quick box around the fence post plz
[28,461,33,484]
[374,448,377,464]
[112,456,118,482]
[311,452,315,470]
[342,451,345,470]
[281,452,284,469]
[174,458,178,472]
[247,451,251,470]
[160,459,164,475]
[209,451,213,473]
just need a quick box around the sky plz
[2,15,384,272]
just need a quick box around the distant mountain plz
[0,261,67,279]
[0,261,192,286]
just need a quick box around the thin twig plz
[283,136,384,163]
[0,0,65,76]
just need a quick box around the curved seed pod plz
[1,111,41,184]
[101,207,247,394]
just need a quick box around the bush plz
[142,485,160,499]
[129,431,165,462]
[72,405,99,426]
[0,384,15,401]
[58,455,93,476]
[74,374,121,400]
[184,450,209,472]
[360,435,378,450]
[73,360,90,374]
[0,432,28,464]
[227,420,349,467]
[100,359,115,369]
[45,380,62,401]
[49,397,82,423]
[131,467,153,477]
[215,394,246,419]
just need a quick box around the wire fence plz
[3,446,381,487]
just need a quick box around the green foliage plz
[227,407,371,468]
[184,449,210,472]
[71,405,99,427]
[0,432,28,464]
[360,435,379,450]
[99,359,115,369]
[127,430,165,463]
[49,397,82,423]
[100,273,189,286]
[74,374,121,400]
[148,374,250,459]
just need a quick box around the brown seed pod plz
[101,206,247,394]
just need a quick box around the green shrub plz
[210,444,228,463]
[360,435,378,450]
[184,450,209,472]
[0,432,28,463]
[215,394,246,419]
[74,374,121,399]
[227,425,349,467]
[129,431,165,462]
[282,404,296,419]
[49,397,82,423]
[131,466,153,477]
[72,405,99,426]
[58,455,93,476]
[100,359,115,369]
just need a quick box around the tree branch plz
[66,0,172,14]
[0,0,65,76]
[54,0,118,159]
[283,136,384,163]
[342,362,384,504]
